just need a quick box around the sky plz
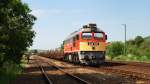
[22,0,150,50]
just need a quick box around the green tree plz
[0,0,36,66]
[127,39,135,45]
[33,49,38,54]
[107,41,124,60]
[135,36,144,46]
[127,36,145,56]
[140,38,150,56]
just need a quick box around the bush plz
[0,61,22,84]
[107,36,150,62]
[107,41,124,60]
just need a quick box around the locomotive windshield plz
[94,33,103,39]
[82,33,92,39]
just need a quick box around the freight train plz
[63,23,107,65]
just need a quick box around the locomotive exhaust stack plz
[82,23,101,32]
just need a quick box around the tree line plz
[107,36,150,61]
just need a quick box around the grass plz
[107,54,150,63]
[0,61,22,84]
[0,55,27,84]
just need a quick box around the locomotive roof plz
[65,23,104,40]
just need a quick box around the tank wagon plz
[63,23,107,65]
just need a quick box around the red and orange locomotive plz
[63,23,107,65]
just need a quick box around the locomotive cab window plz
[76,35,79,40]
[94,33,103,39]
[82,33,92,39]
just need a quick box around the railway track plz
[49,62,90,84]
[80,61,150,80]
[37,56,150,83]
[50,59,150,80]
[100,61,150,79]
[93,66,150,80]
[105,60,150,68]
[36,58,90,84]
[36,60,53,84]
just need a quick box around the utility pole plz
[122,24,127,56]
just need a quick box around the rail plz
[36,60,53,84]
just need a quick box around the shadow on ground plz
[11,62,136,84]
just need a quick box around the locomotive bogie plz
[63,51,105,65]
[79,51,105,65]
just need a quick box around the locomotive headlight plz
[92,47,95,50]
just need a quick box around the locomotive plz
[63,23,107,65]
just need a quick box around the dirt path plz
[12,56,45,84]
